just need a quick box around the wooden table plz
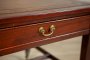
[0,0,90,60]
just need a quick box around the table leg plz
[80,34,90,60]
[25,49,30,60]
[25,47,59,60]
[36,47,59,60]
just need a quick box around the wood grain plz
[0,8,90,29]
[0,16,89,56]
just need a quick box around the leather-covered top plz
[0,0,90,29]
[0,0,90,19]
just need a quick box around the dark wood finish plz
[0,16,89,56]
[80,34,90,60]
[1,29,89,56]
[0,8,90,29]
[25,47,59,60]
[36,47,59,60]
[0,2,90,59]
[86,34,90,60]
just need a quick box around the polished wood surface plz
[0,15,89,56]
[0,8,90,29]
[0,1,90,60]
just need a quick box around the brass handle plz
[39,25,55,36]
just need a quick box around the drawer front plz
[0,16,89,53]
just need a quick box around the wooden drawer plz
[0,16,89,55]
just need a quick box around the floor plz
[0,36,82,60]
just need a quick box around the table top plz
[0,0,90,29]
[0,0,90,19]
[0,0,90,56]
